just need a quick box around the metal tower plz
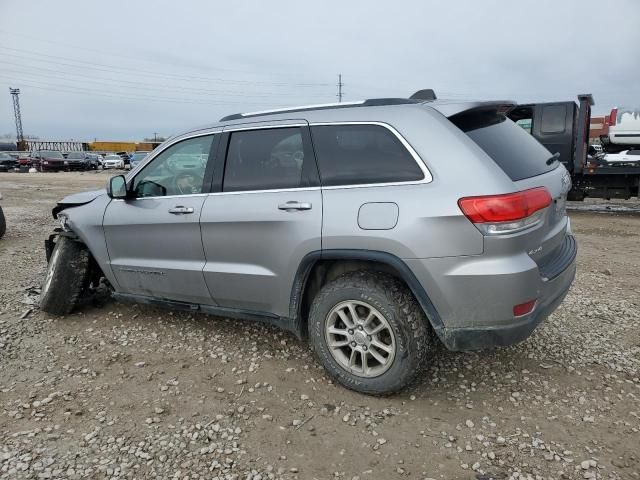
[9,88,25,150]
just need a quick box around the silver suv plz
[40,91,577,394]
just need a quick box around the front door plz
[103,133,218,305]
[200,124,322,317]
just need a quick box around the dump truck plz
[508,95,640,200]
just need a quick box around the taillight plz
[609,108,617,127]
[458,187,552,235]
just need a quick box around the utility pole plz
[9,88,25,150]
[337,74,343,103]
[153,132,158,142]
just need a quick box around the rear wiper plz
[546,152,560,165]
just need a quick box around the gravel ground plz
[0,171,639,480]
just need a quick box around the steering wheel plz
[173,172,204,195]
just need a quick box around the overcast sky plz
[0,0,638,141]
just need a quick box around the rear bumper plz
[405,234,577,351]
[441,262,575,350]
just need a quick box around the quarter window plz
[132,135,213,198]
[310,124,424,186]
[223,127,315,192]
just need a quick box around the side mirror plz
[107,175,128,199]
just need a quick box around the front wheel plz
[40,236,90,315]
[308,271,433,395]
[0,206,6,239]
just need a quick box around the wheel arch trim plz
[289,249,446,340]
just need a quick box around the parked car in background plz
[102,154,125,169]
[31,151,66,172]
[0,152,19,172]
[64,152,91,171]
[116,151,131,169]
[603,149,640,166]
[129,151,150,169]
[85,153,103,169]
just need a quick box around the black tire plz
[307,270,433,395]
[0,206,5,239]
[39,236,90,315]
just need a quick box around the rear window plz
[451,111,557,181]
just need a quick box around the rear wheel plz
[39,236,90,315]
[308,271,432,395]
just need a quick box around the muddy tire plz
[39,236,90,315]
[307,271,433,395]
[0,206,5,239]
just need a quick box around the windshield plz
[0,153,11,160]
[41,151,64,159]
[105,155,120,160]
[67,152,85,159]
[132,152,148,161]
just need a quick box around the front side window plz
[310,124,424,186]
[223,127,315,192]
[132,135,213,198]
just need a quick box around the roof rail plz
[219,97,427,122]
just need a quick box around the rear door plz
[103,132,219,305]
[200,122,322,317]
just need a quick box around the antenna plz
[9,88,25,150]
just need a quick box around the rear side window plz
[223,127,316,192]
[310,124,424,186]
[452,112,556,181]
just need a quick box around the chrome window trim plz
[122,121,433,199]
[207,187,321,197]
[123,193,210,202]
[308,121,433,189]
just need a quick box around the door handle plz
[168,206,194,214]
[278,201,312,211]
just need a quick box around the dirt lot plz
[0,171,639,480]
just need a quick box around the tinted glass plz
[452,112,556,181]
[133,135,213,197]
[223,127,314,192]
[67,152,85,159]
[310,124,423,186]
[42,151,64,159]
[541,105,566,134]
[627,149,640,155]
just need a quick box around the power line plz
[0,46,332,88]
[0,76,285,107]
[0,62,332,100]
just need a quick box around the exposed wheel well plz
[298,259,417,338]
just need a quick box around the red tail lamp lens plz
[513,299,536,317]
[458,187,552,224]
